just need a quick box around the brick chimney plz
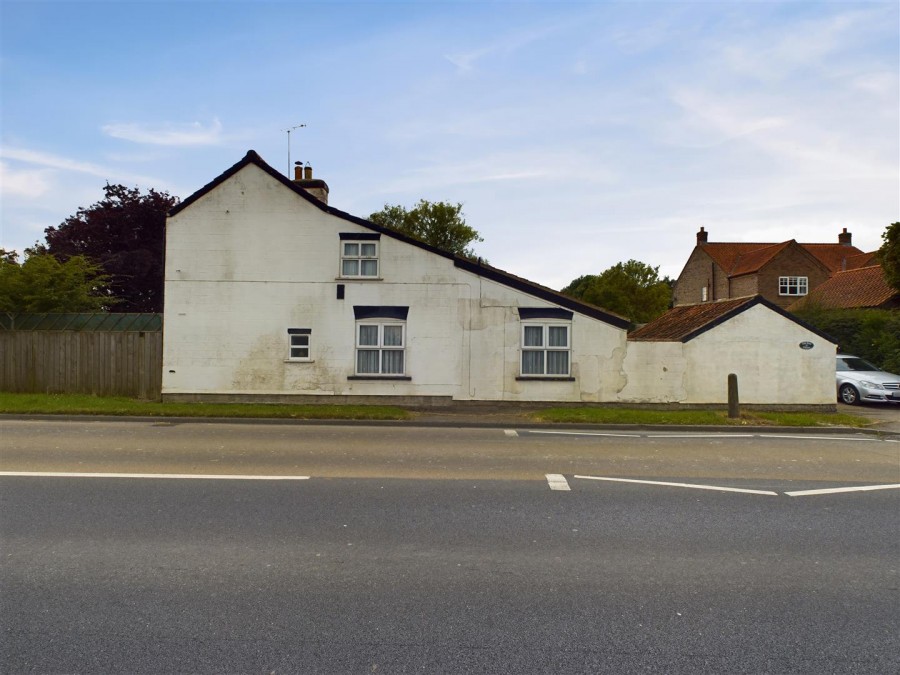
[293,162,329,205]
[838,227,852,246]
[697,227,708,245]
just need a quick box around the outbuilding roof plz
[629,295,833,343]
[169,150,631,329]
[789,265,898,310]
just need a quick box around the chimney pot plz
[293,164,303,181]
[838,227,852,246]
[697,227,708,245]
[304,165,313,180]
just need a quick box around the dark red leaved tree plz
[36,184,179,312]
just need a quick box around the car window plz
[836,357,879,372]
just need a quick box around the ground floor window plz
[287,328,311,361]
[778,276,808,296]
[521,323,570,376]
[356,322,405,375]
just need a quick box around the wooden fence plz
[0,330,162,399]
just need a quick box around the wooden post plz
[728,373,740,419]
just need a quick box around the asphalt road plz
[2,420,899,673]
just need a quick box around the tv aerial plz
[285,124,306,175]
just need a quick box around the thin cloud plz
[0,161,51,198]
[101,118,224,146]
[0,147,165,190]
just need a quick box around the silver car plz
[836,354,900,405]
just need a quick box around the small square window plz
[287,329,312,361]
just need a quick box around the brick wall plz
[674,249,727,306]
[757,247,831,308]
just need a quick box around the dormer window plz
[339,233,380,278]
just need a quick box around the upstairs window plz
[779,276,808,296]
[339,233,381,278]
[521,323,570,376]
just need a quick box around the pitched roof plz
[789,265,898,310]
[629,295,833,343]
[169,150,631,330]
[844,251,878,270]
[729,241,793,276]
[802,243,867,273]
[699,240,865,277]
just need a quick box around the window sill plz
[516,376,576,382]
[348,375,412,381]
[284,359,314,364]
[337,276,383,281]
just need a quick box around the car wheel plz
[839,384,860,405]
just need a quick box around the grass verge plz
[531,407,870,427]
[0,393,410,421]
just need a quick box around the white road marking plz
[647,434,755,439]
[545,474,571,491]
[574,475,778,496]
[0,471,310,481]
[504,429,519,437]
[528,430,641,438]
[766,435,874,442]
[785,484,900,497]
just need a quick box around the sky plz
[1,0,897,291]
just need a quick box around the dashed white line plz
[766,435,874,442]
[0,471,311,481]
[504,429,519,437]
[574,475,778,496]
[785,484,900,497]
[647,434,755,439]
[545,474,571,491]
[528,430,641,438]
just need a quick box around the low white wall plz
[617,342,686,403]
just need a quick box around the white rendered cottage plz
[162,151,631,404]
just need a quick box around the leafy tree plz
[0,250,111,313]
[33,184,179,312]
[792,305,900,373]
[561,260,673,324]
[369,200,483,258]
[879,222,900,292]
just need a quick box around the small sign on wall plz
[799,341,814,350]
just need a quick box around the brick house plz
[673,227,866,308]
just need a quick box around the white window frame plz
[778,276,808,296]
[355,321,405,376]
[340,240,379,278]
[287,329,312,362]
[520,322,571,377]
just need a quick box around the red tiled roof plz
[844,251,878,270]
[799,243,866,272]
[789,265,898,310]
[729,242,792,276]
[629,297,757,342]
[700,243,773,273]
[700,241,865,276]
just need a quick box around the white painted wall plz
[617,304,836,405]
[163,163,626,401]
